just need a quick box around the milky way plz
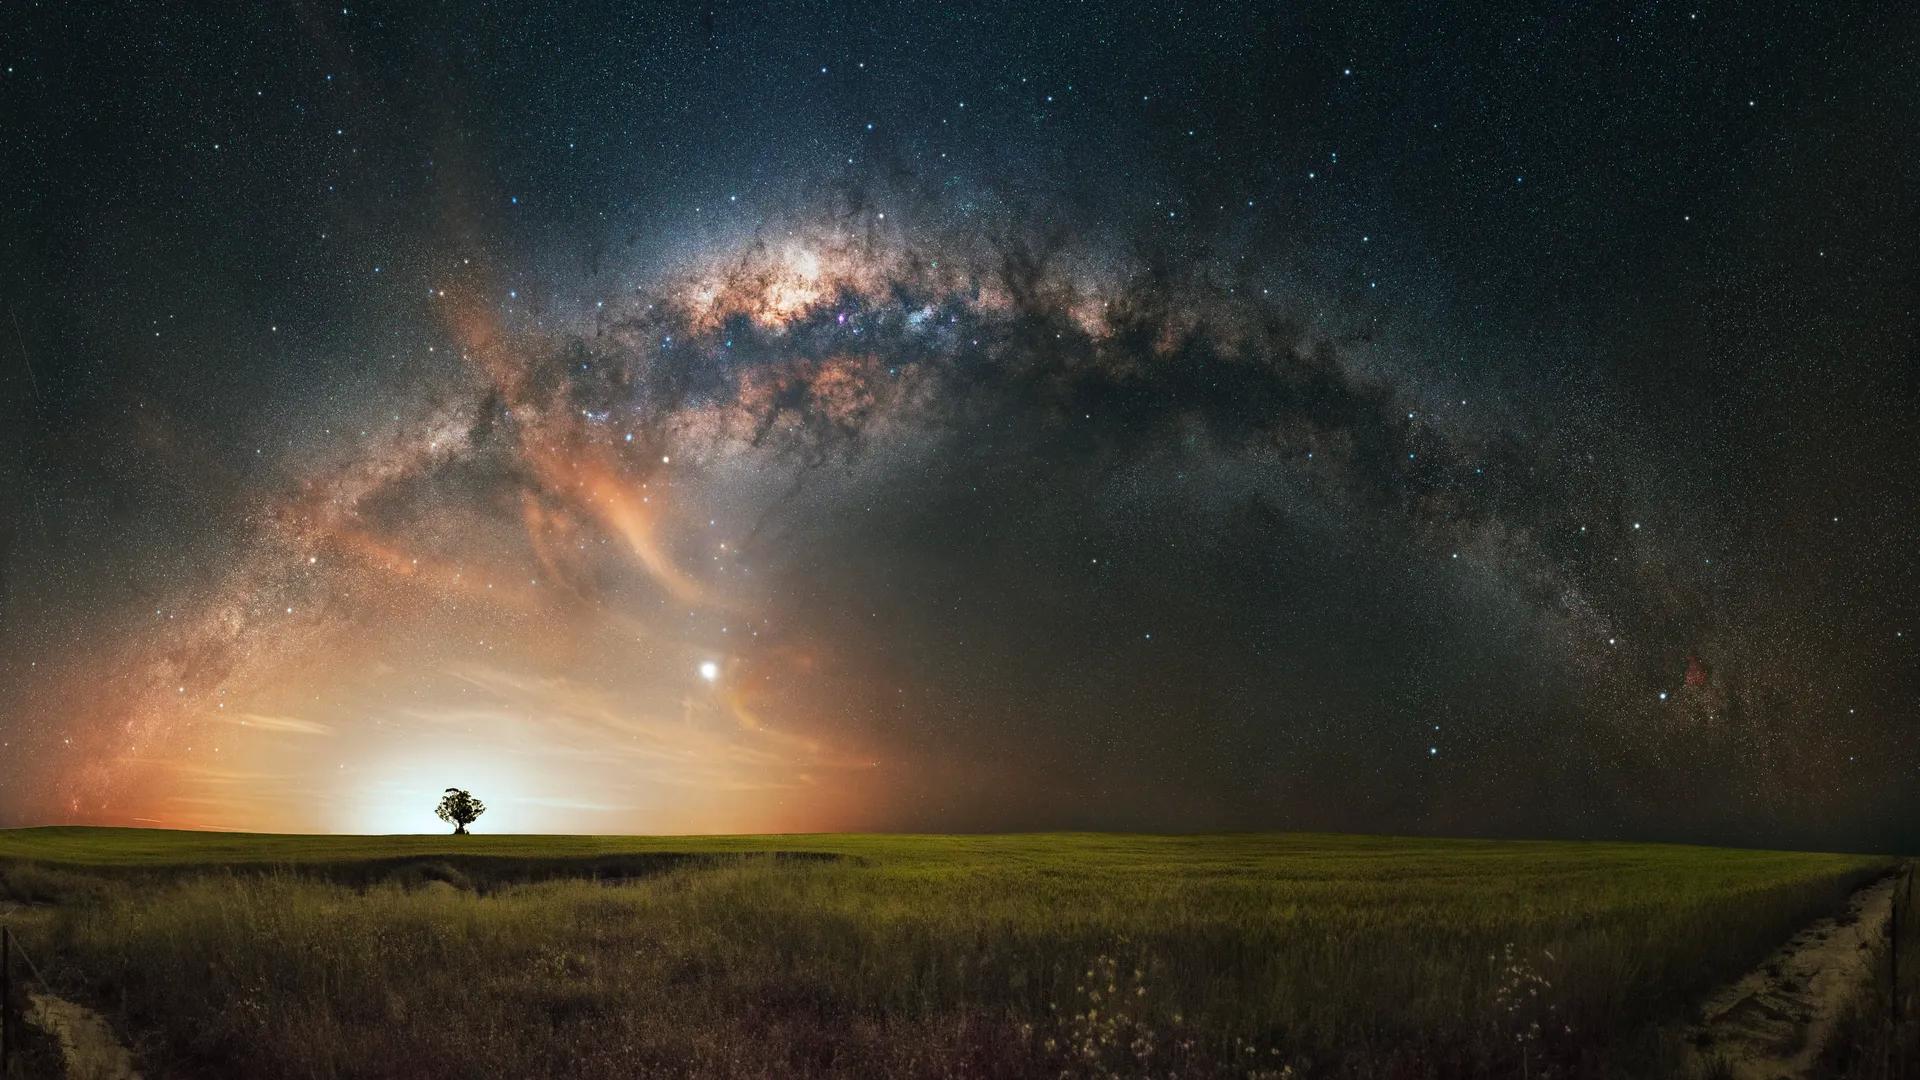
[2,2,1914,846]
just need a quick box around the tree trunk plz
[453,823,467,835]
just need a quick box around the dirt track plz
[27,991,141,1080]
[1681,873,1896,1080]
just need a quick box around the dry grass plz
[0,831,1895,1078]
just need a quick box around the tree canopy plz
[435,788,486,835]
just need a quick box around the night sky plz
[2,2,1915,847]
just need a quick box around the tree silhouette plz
[435,788,486,835]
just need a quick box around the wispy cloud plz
[399,663,876,793]
[513,795,638,812]
[227,712,337,737]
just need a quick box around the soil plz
[1681,874,1896,1080]
[25,992,140,1080]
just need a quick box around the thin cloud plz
[229,713,337,737]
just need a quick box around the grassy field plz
[0,828,1898,1078]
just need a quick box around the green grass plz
[0,828,1896,1078]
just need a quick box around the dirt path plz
[1681,873,1895,1080]
[26,991,141,1080]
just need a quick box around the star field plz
[0,1,1915,846]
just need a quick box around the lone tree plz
[435,787,486,835]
